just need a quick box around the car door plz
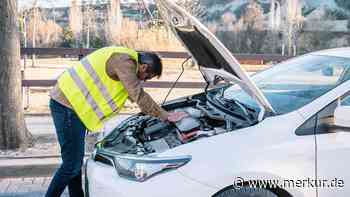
[315,95,350,197]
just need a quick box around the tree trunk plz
[69,0,83,48]
[32,6,36,66]
[106,0,123,44]
[0,0,32,150]
[31,0,38,66]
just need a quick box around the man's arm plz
[107,54,169,121]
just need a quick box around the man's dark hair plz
[138,52,163,78]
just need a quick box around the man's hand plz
[167,111,189,123]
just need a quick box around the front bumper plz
[86,158,217,197]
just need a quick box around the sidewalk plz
[0,114,132,196]
[0,114,131,178]
[0,177,69,197]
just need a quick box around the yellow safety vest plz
[58,46,139,132]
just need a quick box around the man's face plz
[137,64,157,81]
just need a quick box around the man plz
[46,46,187,197]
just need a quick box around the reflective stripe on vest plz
[58,47,139,132]
[68,68,105,119]
[80,58,118,112]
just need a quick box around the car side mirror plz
[334,106,350,128]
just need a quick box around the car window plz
[296,94,350,136]
[225,55,350,114]
[295,116,317,136]
[341,95,350,106]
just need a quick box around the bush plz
[61,28,75,48]
[90,37,105,49]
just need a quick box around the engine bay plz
[102,90,258,156]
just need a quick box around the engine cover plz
[175,116,201,132]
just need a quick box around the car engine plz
[102,95,256,155]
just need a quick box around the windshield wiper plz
[232,99,250,116]
[221,96,253,112]
[216,96,254,124]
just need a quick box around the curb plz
[0,157,61,178]
[0,156,90,178]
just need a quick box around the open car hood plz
[155,0,275,114]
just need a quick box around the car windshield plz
[224,54,350,114]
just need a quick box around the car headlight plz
[98,150,191,182]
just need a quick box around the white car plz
[86,1,350,197]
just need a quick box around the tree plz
[27,10,63,47]
[281,0,303,55]
[201,0,232,8]
[106,0,123,44]
[241,1,264,31]
[30,0,38,66]
[335,0,350,38]
[177,0,207,20]
[69,0,83,47]
[61,27,76,48]
[82,0,97,48]
[0,0,32,150]
[335,0,350,11]
[237,0,266,53]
